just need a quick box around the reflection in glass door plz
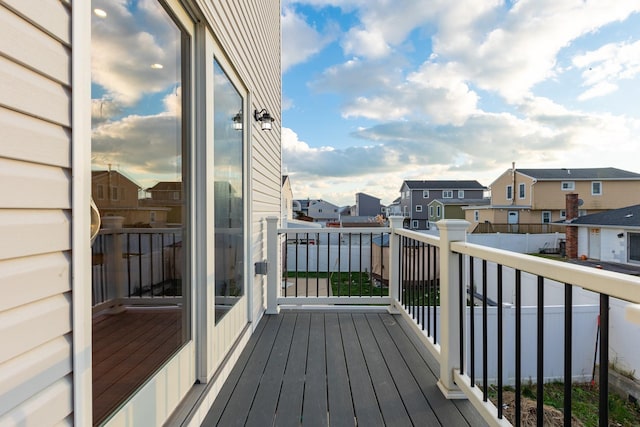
[213,60,244,323]
[90,0,190,424]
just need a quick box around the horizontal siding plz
[0,252,71,312]
[0,158,70,209]
[0,374,73,427]
[0,293,72,364]
[198,0,282,322]
[0,107,70,167]
[0,55,71,127]
[0,0,71,45]
[0,7,70,84]
[0,0,73,424]
[0,210,70,260]
[0,334,72,416]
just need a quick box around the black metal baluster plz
[138,233,142,297]
[337,232,341,297]
[149,233,154,297]
[433,246,438,345]
[459,253,464,375]
[599,294,609,427]
[537,276,544,425]
[306,232,310,297]
[515,269,522,427]
[564,283,573,427]
[482,259,488,401]
[427,243,431,334]
[497,264,503,419]
[470,256,475,387]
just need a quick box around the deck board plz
[92,308,182,425]
[203,311,488,427]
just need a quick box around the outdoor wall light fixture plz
[254,109,274,130]
[232,111,243,131]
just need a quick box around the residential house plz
[399,180,487,229]
[563,204,640,264]
[142,181,184,225]
[281,175,294,224]
[1,1,280,426]
[428,198,490,223]
[465,166,640,232]
[354,192,383,217]
[385,197,402,216]
[295,199,341,224]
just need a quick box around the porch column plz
[436,219,469,398]
[387,216,404,312]
[266,216,280,314]
[102,216,126,313]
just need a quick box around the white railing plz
[266,216,640,426]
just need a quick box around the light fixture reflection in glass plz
[232,111,243,131]
[151,63,164,69]
[94,8,107,18]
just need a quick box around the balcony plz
[91,220,640,426]
[204,217,640,426]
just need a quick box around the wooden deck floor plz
[202,311,486,427]
[92,307,183,425]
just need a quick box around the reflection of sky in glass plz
[214,59,244,308]
[91,0,183,191]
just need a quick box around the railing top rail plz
[98,227,182,235]
[393,227,442,246]
[452,241,640,303]
[278,226,392,235]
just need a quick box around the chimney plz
[565,193,579,258]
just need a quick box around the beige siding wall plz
[490,170,535,207]
[199,0,281,321]
[532,180,640,210]
[0,0,73,425]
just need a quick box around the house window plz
[110,186,119,201]
[506,185,513,200]
[150,211,156,222]
[518,183,525,199]
[173,191,180,200]
[579,210,587,217]
[423,190,429,198]
[561,181,575,190]
[429,206,434,216]
[592,181,602,195]
[458,190,464,198]
[443,190,453,198]
[318,209,322,212]
[412,220,419,229]
[97,185,104,200]
[474,210,479,221]
[560,210,566,219]
[416,205,422,212]
[436,206,441,217]
[403,206,408,215]
[542,211,551,223]
[629,233,640,263]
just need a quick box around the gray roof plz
[403,180,486,190]
[429,198,489,206]
[566,204,640,227]
[517,167,640,180]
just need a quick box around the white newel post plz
[266,216,280,314]
[102,216,126,313]
[388,216,404,312]
[436,219,469,398]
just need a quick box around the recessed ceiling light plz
[150,63,164,69]
[94,8,107,18]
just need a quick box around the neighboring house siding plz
[0,1,73,425]
[202,0,281,321]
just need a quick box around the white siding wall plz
[0,0,73,425]
[198,0,282,322]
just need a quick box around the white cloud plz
[92,0,181,106]
[573,39,640,100]
[281,8,335,72]
[341,28,391,58]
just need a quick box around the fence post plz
[387,216,404,312]
[436,219,469,398]
[266,216,280,314]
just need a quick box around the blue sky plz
[281,0,640,206]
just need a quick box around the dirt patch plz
[499,391,584,427]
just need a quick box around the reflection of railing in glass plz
[92,228,183,309]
